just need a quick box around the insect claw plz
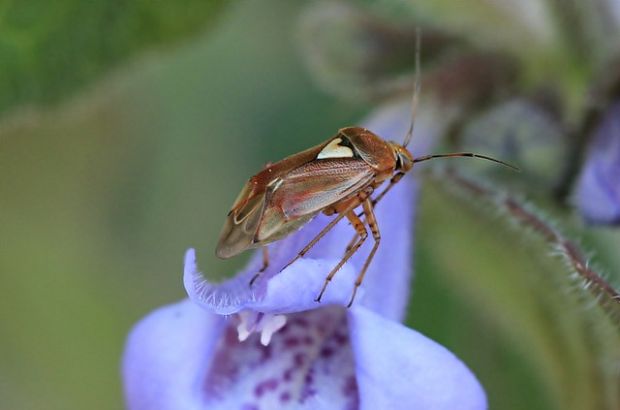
[315,286,328,303]
[346,289,358,308]
[279,259,296,273]
[346,298,354,308]
[249,273,260,287]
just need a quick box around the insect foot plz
[248,272,260,287]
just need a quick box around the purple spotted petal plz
[574,101,620,224]
[203,307,359,410]
[124,300,357,410]
[348,306,487,410]
[185,101,444,320]
[123,300,485,410]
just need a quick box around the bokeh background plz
[1,1,619,409]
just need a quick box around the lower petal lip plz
[185,246,363,316]
[348,306,487,410]
[123,300,487,410]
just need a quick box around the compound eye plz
[395,154,403,170]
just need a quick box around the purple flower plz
[574,101,620,225]
[122,102,487,410]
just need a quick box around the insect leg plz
[249,247,270,286]
[347,198,381,307]
[355,172,405,219]
[316,210,368,303]
[343,232,359,256]
[279,193,368,273]
[261,247,269,271]
[372,172,405,207]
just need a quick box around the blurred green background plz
[1,1,619,409]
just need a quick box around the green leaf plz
[0,0,228,116]
[409,169,620,410]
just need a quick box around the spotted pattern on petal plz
[203,307,359,410]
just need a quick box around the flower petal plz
[122,300,225,410]
[574,101,620,224]
[203,306,358,410]
[125,301,362,410]
[124,300,486,410]
[185,248,360,315]
[348,306,487,410]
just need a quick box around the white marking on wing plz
[317,137,354,159]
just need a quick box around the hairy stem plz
[432,168,620,323]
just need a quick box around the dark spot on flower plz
[301,368,317,402]
[282,367,294,382]
[283,336,300,348]
[320,346,334,358]
[241,404,259,410]
[279,391,291,403]
[224,326,239,344]
[292,317,310,328]
[333,332,348,346]
[293,352,306,367]
[342,375,358,397]
[302,335,314,346]
[254,378,279,397]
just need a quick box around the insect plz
[215,38,518,307]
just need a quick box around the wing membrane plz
[273,158,375,219]
[216,157,375,258]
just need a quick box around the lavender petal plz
[575,101,620,224]
[348,306,487,410]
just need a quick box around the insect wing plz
[216,145,326,259]
[272,158,375,219]
[216,136,375,259]
[216,185,266,259]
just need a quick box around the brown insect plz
[215,40,517,307]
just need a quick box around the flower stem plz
[434,168,620,324]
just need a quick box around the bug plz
[215,38,518,307]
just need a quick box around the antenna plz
[412,152,520,171]
[403,28,421,148]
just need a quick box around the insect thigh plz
[278,187,372,274]
[316,209,368,303]
[347,198,381,307]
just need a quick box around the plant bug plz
[215,35,518,307]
